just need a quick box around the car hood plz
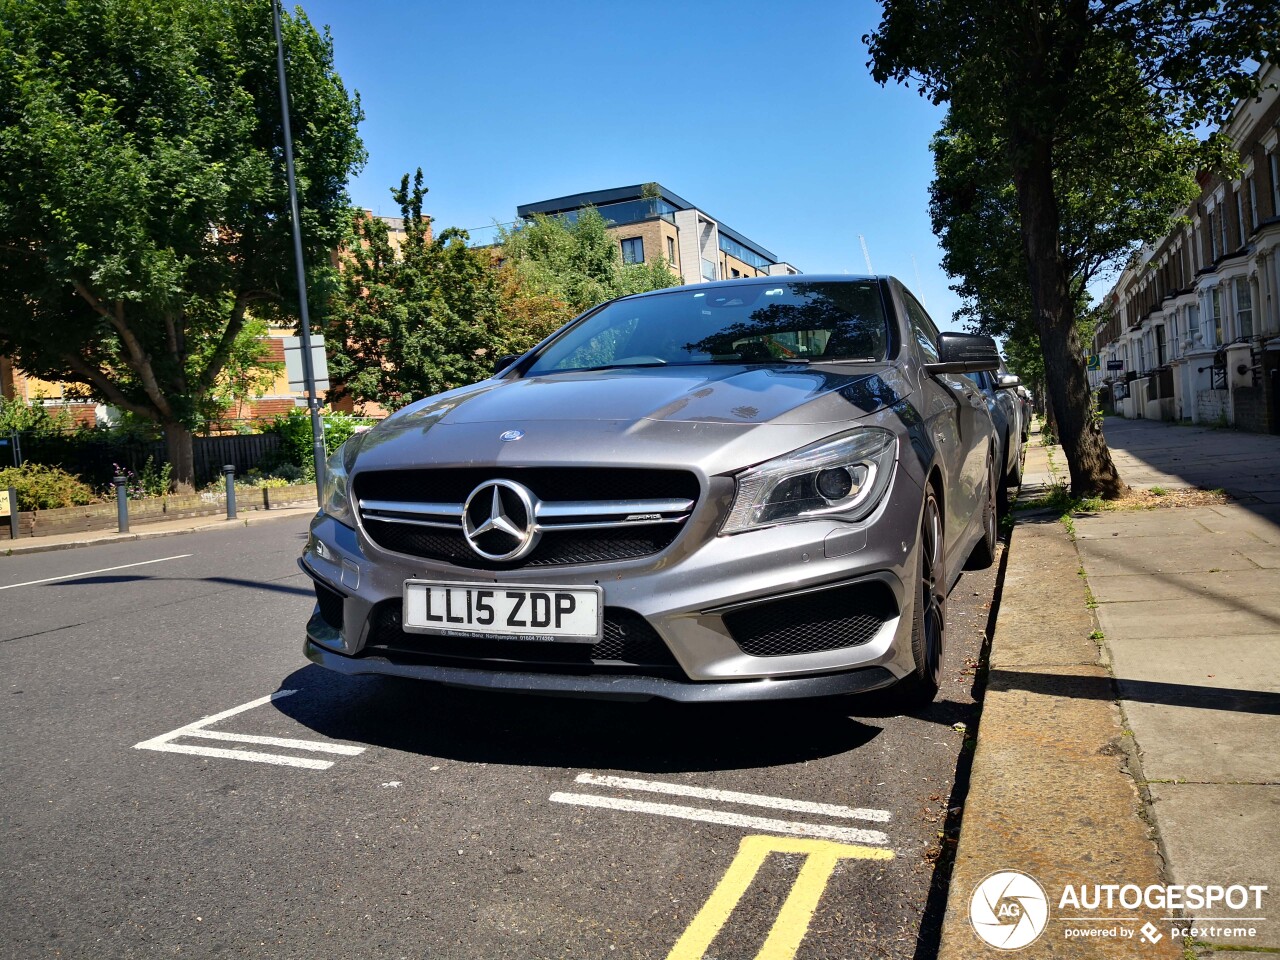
[352,364,912,476]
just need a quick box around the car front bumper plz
[298,467,926,702]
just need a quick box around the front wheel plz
[898,490,947,707]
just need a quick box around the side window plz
[902,291,940,364]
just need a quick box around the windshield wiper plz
[564,362,669,373]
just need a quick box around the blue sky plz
[299,0,964,323]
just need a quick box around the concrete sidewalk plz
[0,502,318,556]
[1074,420,1280,955]
[939,418,1280,958]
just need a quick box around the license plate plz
[402,580,602,642]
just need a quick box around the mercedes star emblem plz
[462,479,539,561]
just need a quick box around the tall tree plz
[326,171,510,411]
[0,0,364,485]
[866,0,1273,496]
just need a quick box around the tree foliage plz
[0,0,365,485]
[325,170,510,411]
[498,207,680,316]
[866,0,1275,497]
[327,192,681,412]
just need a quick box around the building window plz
[1220,201,1229,255]
[1211,287,1223,345]
[1187,302,1199,339]
[1235,277,1253,338]
[620,237,643,264]
[666,236,675,263]
[1209,212,1219,260]
[1155,325,1167,366]
[1272,151,1280,218]
[730,268,740,278]
[1249,176,1259,230]
[1236,188,1246,247]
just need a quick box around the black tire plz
[968,451,998,570]
[995,434,1013,516]
[898,490,947,708]
[1006,433,1024,487]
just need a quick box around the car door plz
[898,287,991,573]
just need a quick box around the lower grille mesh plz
[362,602,682,675]
[723,581,897,657]
[314,582,345,630]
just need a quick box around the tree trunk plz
[1014,145,1127,499]
[163,421,195,492]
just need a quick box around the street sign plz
[282,335,330,392]
[1087,354,1100,371]
[0,489,9,516]
[1107,360,1124,372]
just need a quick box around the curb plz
[0,505,317,557]
[935,490,1179,957]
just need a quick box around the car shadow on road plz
[271,664,884,773]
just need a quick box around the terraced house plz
[1091,61,1280,434]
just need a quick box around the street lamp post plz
[271,0,326,504]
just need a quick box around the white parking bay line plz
[184,729,365,755]
[137,740,335,770]
[549,792,890,846]
[574,773,891,823]
[0,554,194,591]
[133,690,366,770]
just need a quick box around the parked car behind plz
[300,276,1000,708]
[964,364,1025,511]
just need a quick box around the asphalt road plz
[0,515,1001,960]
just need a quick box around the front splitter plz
[303,637,900,704]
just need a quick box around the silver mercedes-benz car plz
[300,276,1000,706]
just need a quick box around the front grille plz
[355,467,699,504]
[355,467,699,569]
[314,581,345,630]
[362,520,682,569]
[723,581,897,657]
[362,602,683,676]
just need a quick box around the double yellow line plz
[668,835,895,960]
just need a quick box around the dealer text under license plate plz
[403,581,602,642]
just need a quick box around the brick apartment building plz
[515,183,800,283]
[1090,61,1280,434]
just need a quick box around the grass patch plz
[1014,483,1229,516]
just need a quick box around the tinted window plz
[901,290,940,364]
[527,281,891,373]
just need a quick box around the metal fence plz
[16,431,282,488]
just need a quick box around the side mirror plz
[923,333,1000,375]
[995,373,1022,390]
[493,354,519,374]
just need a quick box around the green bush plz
[0,463,99,510]
[0,397,75,436]
[263,409,373,479]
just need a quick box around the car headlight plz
[320,436,362,528]
[721,427,897,534]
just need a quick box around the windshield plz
[525,281,890,374]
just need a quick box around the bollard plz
[223,465,237,520]
[114,475,130,533]
[7,485,17,540]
